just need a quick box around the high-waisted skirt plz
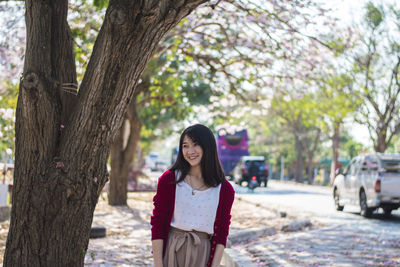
[163,226,211,267]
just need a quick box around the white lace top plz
[170,171,221,234]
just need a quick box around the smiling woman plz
[182,135,203,169]
[150,124,235,267]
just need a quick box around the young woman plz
[151,124,235,267]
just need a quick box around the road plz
[232,179,400,266]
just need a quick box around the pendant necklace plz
[187,175,206,195]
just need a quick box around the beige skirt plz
[163,226,211,267]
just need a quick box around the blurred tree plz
[386,134,400,153]
[342,133,364,159]
[0,82,17,156]
[271,91,322,183]
[350,2,400,152]
[0,2,25,83]
[245,112,296,180]
[316,73,361,184]
[108,48,212,205]
[3,0,208,265]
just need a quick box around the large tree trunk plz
[109,102,142,206]
[4,0,207,265]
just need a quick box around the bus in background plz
[217,128,249,178]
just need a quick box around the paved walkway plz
[84,193,154,266]
[84,191,292,266]
[234,223,400,267]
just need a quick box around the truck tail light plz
[265,164,269,176]
[374,179,381,193]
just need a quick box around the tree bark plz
[4,0,207,265]
[109,101,142,206]
[375,128,388,153]
[294,135,304,182]
[330,123,340,185]
[305,129,320,184]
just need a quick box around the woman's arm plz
[152,239,164,267]
[211,244,225,267]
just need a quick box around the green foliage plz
[271,91,322,130]
[342,135,364,159]
[386,135,400,153]
[93,0,108,10]
[69,1,104,82]
[365,2,383,28]
[0,81,18,159]
[317,72,361,128]
[137,39,213,152]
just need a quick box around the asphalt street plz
[232,180,400,266]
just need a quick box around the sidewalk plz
[233,224,400,266]
[84,191,299,266]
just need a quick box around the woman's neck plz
[188,166,202,180]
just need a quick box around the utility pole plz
[280,156,285,180]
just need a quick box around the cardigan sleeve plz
[214,180,235,247]
[150,170,173,240]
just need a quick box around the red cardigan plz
[150,170,235,267]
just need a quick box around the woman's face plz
[182,135,203,168]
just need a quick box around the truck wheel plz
[334,188,344,211]
[360,190,373,217]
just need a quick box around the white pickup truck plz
[333,153,400,217]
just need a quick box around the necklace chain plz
[187,175,206,195]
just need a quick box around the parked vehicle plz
[154,160,169,172]
[232,156,269,187]
[145,153,159,172]
[333,153,400,217]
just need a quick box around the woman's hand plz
[152,239,164,267]
[211,244,225,267]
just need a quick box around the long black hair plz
[170,124,225,187]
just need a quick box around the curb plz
[223,248,258,267]
[223,226,275,267]
[227,226,276,248]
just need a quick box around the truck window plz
[365,156,378,171]
[348,159,360,176]
[344,159,355,175]
[381,160,400,173]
